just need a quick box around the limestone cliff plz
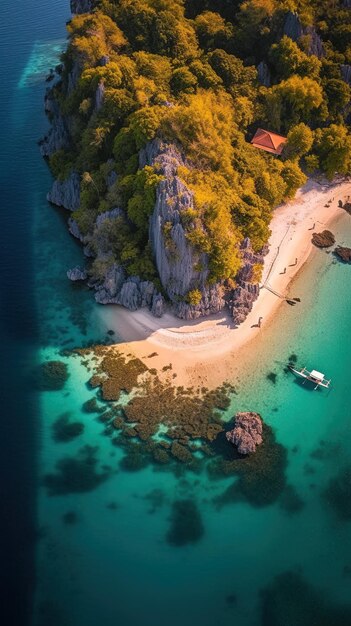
[42,9,265,324]
[141,139,225,319]
[283,12,324,58]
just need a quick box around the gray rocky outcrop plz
[226,412,263,455]
[47,172,80,211]
[40,93,69,157]
[94,263,126,303]
[70,0,94,14]
[257,61,271,87]
[227,238,266,325]
[95,81,105,111]
[95,207,124,227]
[142,139,225,319]
[68,217,84,241]
[341,65,351,85]
[283,12,324,58]
[151,293,164,317]
[67,266,87,281]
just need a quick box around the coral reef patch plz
[211,424,287,507]
[42,445,110,495]
[52,413,84,442]
[34,360,69,391]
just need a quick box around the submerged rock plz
[334,246,351,263]
[67,266,87,281]
[226,411,263,455]
[312,230,335,248]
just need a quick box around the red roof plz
[251,128,287,155]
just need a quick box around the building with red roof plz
[251,128,287,156]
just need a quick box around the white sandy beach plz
[100,178,351,388]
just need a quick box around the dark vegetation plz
[210,423,288,507]
[260,570,351,626]
[49,0,351,291]
[323,464,351,521]
[166,499,204,546]
[42,445,110,495]
[34,360,69,391]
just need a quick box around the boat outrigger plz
[288,365,331,390]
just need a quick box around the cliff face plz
[141,140,225,319]
[283,12,324,58]
[42,15,264,324]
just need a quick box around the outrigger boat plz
[288,365,331,390]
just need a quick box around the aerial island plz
[42,0,351,384]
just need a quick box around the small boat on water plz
[288,365,331,390]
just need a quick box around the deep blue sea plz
[1,2,351,625]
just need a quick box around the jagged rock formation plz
[227,238,266,325]
[257,61,271,87]
[312,230,335,248]
[341,65,351,85]
[67,266,87,281]
[70,0,94,14]
[334,246,351,263]
[283,11,324,58]
[142,139,225,319]
[95,81,105,111]
[47,172,80,211]
[40,92,69,157]
[226,412,263,455]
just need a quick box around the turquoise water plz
[1,2,351,625]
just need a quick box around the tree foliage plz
[52,0,351,292]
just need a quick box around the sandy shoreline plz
[100,178,350,388]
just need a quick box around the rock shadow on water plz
[42,445,110,496]
[260,570,351,626]
[323,464,351,521]
[166,499,204,547]
[210,424,287,508]
[52,413,84,443]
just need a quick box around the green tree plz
[207,49,257,98]
[285,123,314,160]
[324,79,351,119]
[269,36,321,80]
[281,161,307,198]
[194,11,233,50]
[314,124,351,179]
[171,67,198,95]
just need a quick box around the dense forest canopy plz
[51,0,351,291]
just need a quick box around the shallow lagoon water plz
[1,1,351,625]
